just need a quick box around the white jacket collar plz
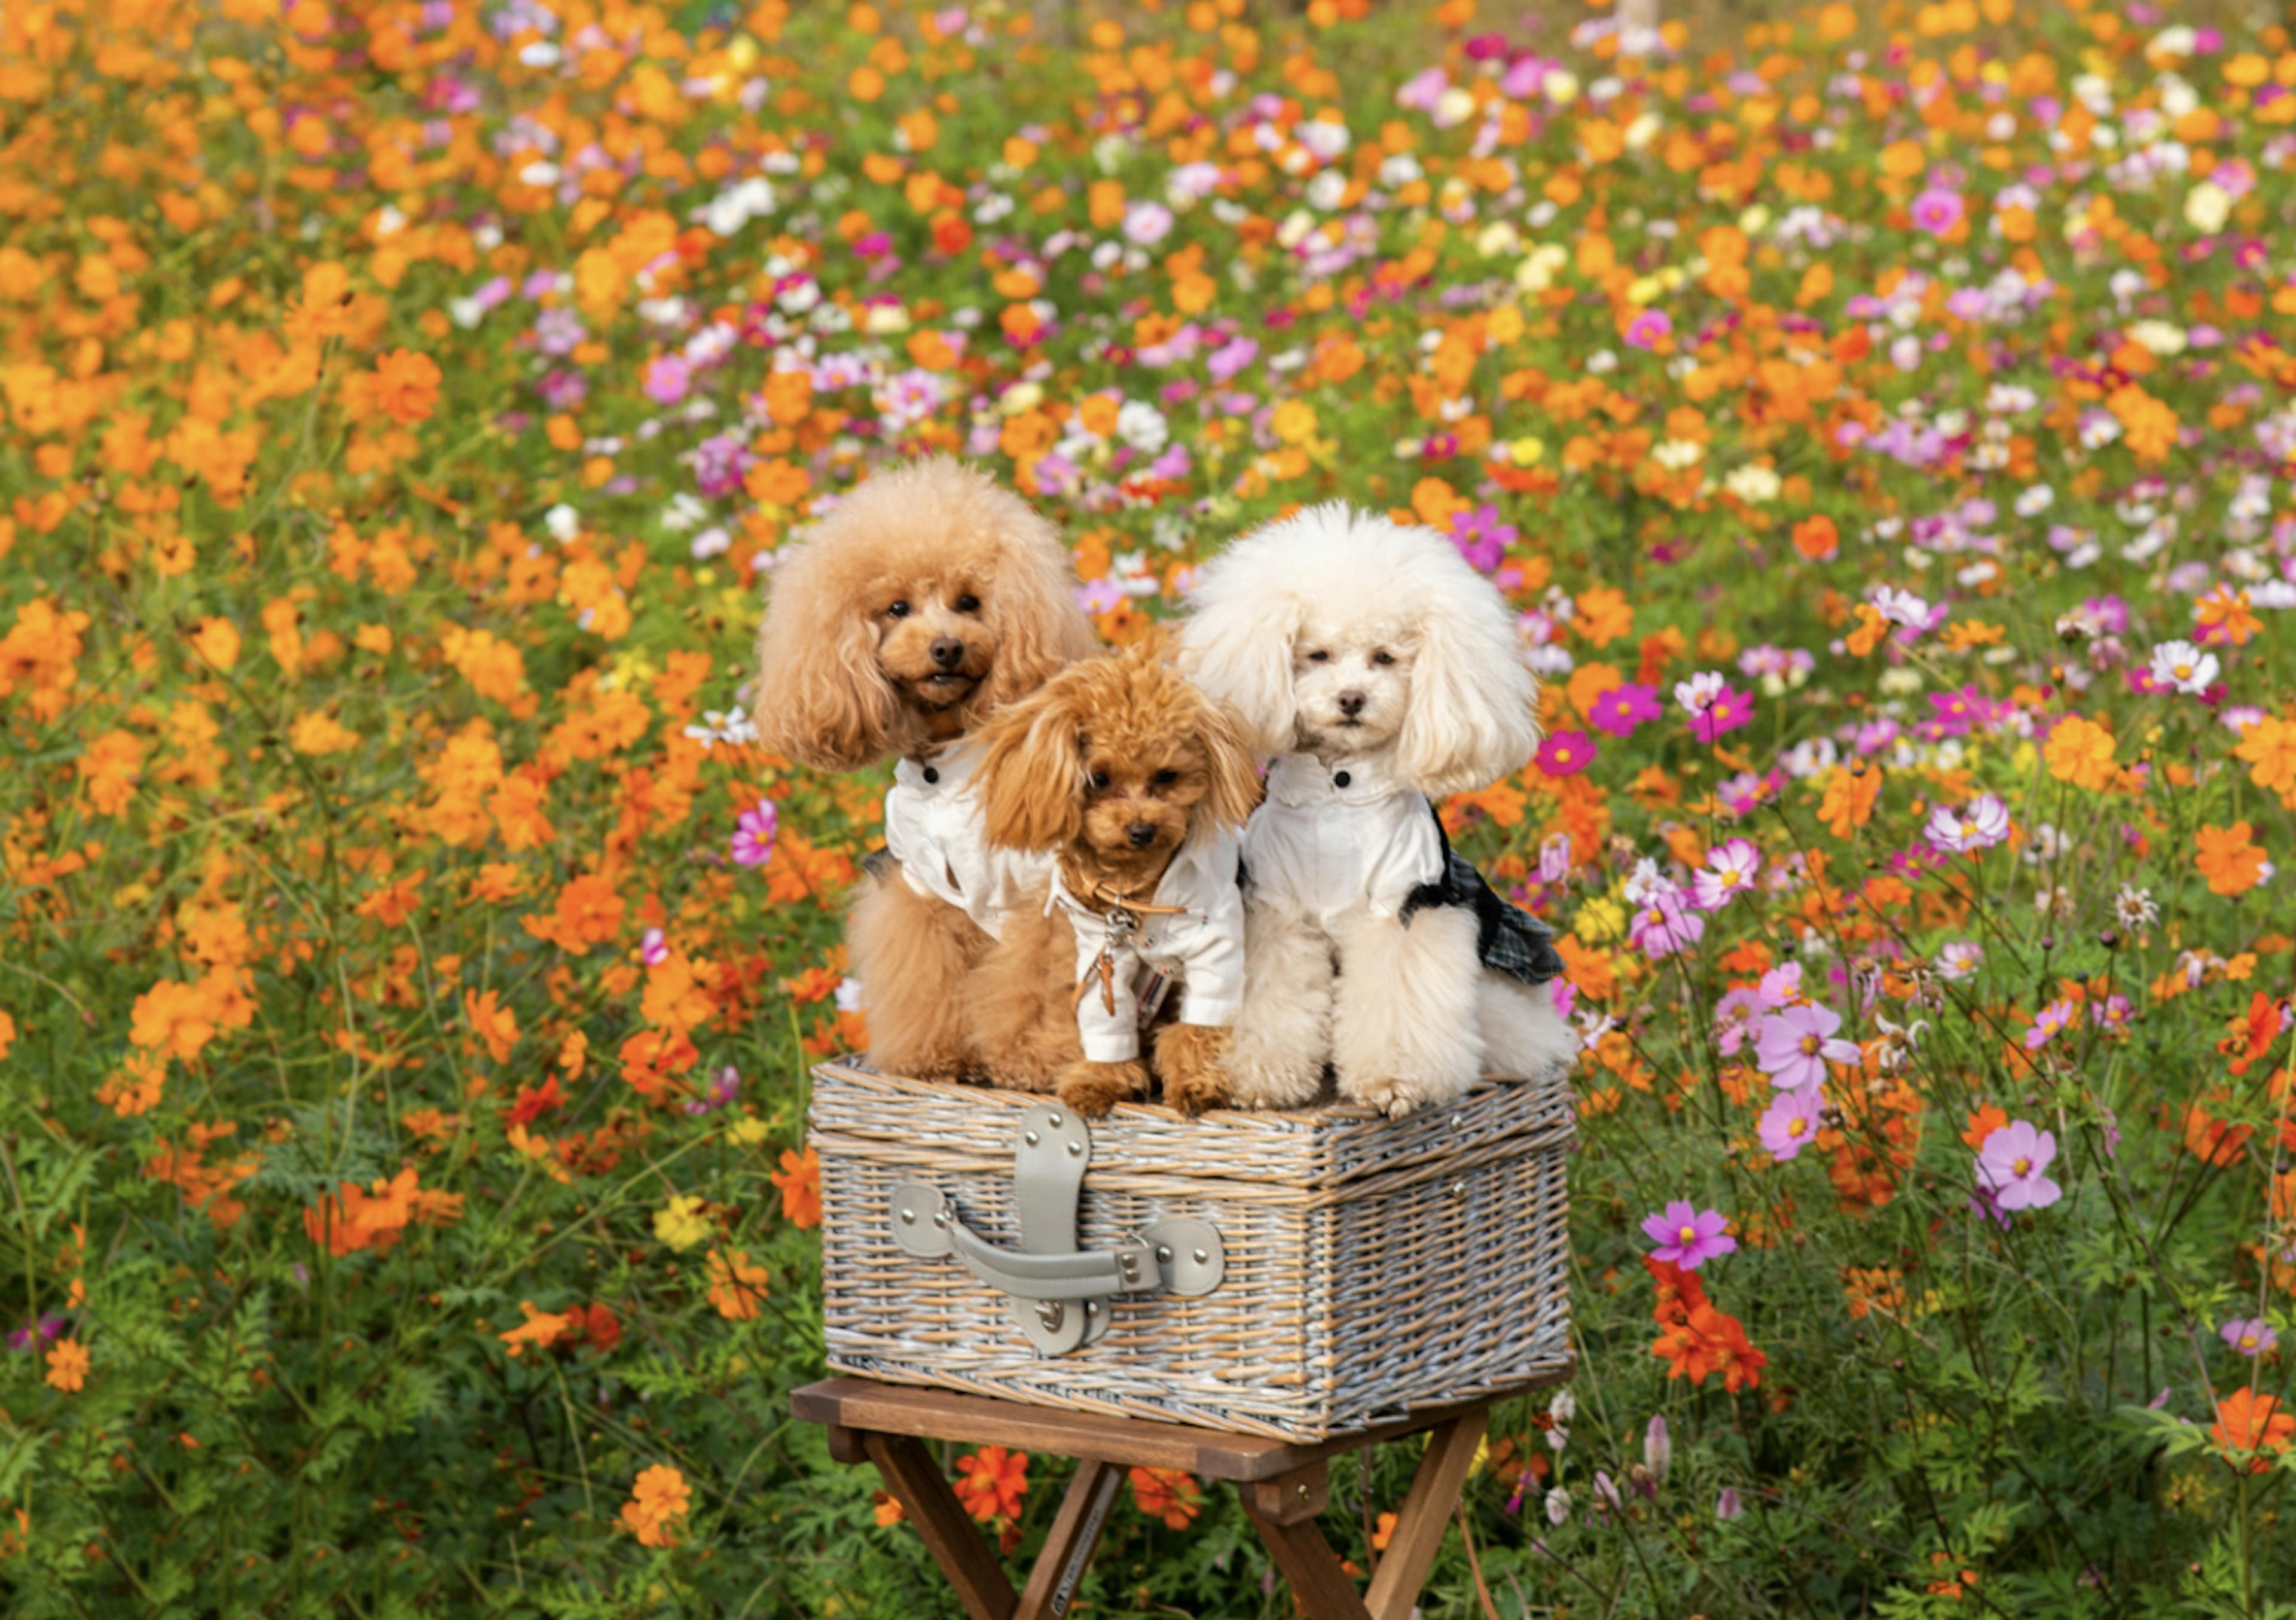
[1265,751,1409,808]
[893,737,983,797]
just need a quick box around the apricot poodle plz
[751,457,1097,1080]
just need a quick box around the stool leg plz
[863,1432,1019,1620]
[1015,1459,1122,1620]
[1241,1497,1373,1620]
[1363,1410,1486,1620]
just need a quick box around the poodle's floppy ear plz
[1192,694,1265,833]
[978,487,1099,710]
[1394,556,1541,800]
[1177,560,1302,761]
[973,679,1089,852]
[752,542,899,771]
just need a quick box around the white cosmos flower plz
[2147,639,2219,694]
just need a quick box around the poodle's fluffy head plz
[750,458,1097,771]
[974,639,1261,889]
[1178,505,1539,799]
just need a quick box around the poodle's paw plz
[1339,1069,1468,1120]
[874,1038,975,1084]
[1218,1048,1325,1111]
[1153,1024,1231,1115]
[1057,1058,1150,1119]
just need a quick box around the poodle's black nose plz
[1125,822,1156,847]
[1337,689,1366,717]
[930,636,965,670]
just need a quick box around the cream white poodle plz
[1178,505,1578,1116]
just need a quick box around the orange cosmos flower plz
[772,1145,822,1229]
[619,1464,692,1547]
[1127,1467,1202,1530]
[706,1248,771,1321]
[45,1338,89,1393]
[2210,1389,2295,1473]
[2194,822,2268,897]
[953,1447,1028,1524]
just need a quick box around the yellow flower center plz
[2013,1157,2032,1177]
[1800,1035,1821,1055]
[2240,1333,2258,1349]
[1790,1116,1808,1137]
[2174,663,2193,680]
[1677,1224,1697,1243]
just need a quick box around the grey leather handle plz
[942,1212,1158,1299]
[891,1180,1224,1302]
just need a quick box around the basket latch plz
[887,1102,1225,1354]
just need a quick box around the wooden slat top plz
[790,1369,1574,1483]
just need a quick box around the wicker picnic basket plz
[808,1059,1573,1441]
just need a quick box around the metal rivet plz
[899,1208,916,1224]
[1024,1130,1039,1145]
[1085,1301,1097,1315]
[932,1211,948,1227]
[1193,1248,1208,1264]
[1067,1141,1083,1156]
[1156,1245,1172,1263]
[1048,1112,1064,1127]
[1297,1482,1312,1499]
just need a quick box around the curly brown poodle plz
[971,639,1262,1116]
[751,458,1097,1081]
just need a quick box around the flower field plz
[5,0,2296,1612]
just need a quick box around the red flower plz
[953,1446,1029,1524]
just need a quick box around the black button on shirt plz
[1333,771,1351,788]
[923,767,939,784]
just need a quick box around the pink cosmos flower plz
[644,353,691,405]
[1925,794,2010,854]
[2220,1318,2277,1357]
[1675,672,1753,742]
[1754,1003,1860,1090]
[1639,1201,1737,1270]
[1628,886,1703,959]
[1623,308,1672,350]
[1910,187,1965,237]
[1936,941,1984,981]
[1975,1119,2061,1211]
[2022,997,2077,1051]
[640,927,669,967]
[1758,1085,1824,1163]
[1538,833,1572,883]
[731,798,779,867]
[1692,838,1761,910]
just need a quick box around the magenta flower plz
[1623,308,1672,350]
[1925,794,2010,855]
[1534,729,1596,777]
[1447,504,1517,572]
[1675,672,1752,743]
[640,926,669,967]
[1628,886,1704,959]
[1757,1085,1824,1163]
[1975,1119,2061,1211]
[1588,681,1662,738]
[2219,1318,2277,1357]
[1910,187,1964,237]
[1639,1201,1738,1270]
[731,798,779,867]
[1754,1003,1860,1090]
[2022,997,2077,1051]
[1692,838,1761,910]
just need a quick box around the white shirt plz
[1052,826,1245,1063]
[1241,753,1443,923]
[880,739,1052,940]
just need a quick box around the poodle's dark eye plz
[1152,768,1178,788]
[1305,649,1330,664]
[1372,650,1396,667]
[886,600,911,619]
[954,593,981,614]
[1089,770,1111,791]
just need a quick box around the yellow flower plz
[653,1195,711,1252]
